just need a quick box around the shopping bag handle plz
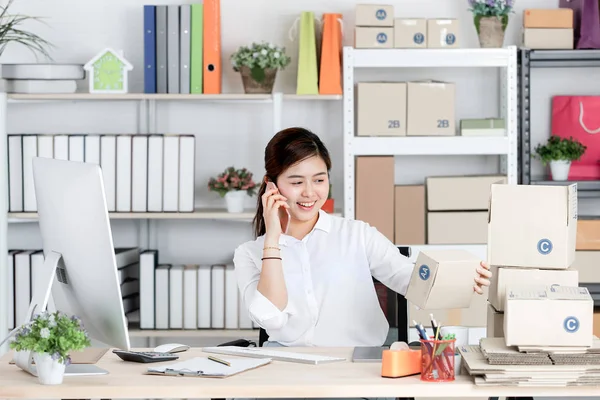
[579,101,600,134]
[288,15,322,42]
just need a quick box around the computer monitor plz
[11,157,131,376]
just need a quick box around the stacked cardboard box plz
[487,184,594,348]
[354,4,459,49]
[522,8,574,49]
[426,175,506,245]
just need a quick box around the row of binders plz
[143,1,221,94]
[6,248,141,330]
[139,250,257,330]
[7,133,196,213]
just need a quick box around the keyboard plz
[202,346,346,365]
[112,350,179,363]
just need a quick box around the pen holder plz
[419,338,455,382]
[380,349,421,378]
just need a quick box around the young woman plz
[233,127,492,348]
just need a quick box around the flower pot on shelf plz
[475,16,506,48]
[225,190,247,213]
[322,198,334,213]
[33,352,66,385]
[239,66,277,94]
[550,160,571,181]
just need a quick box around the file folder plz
[203,0,221,94]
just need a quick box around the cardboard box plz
[523,28,573,49]
[406,81,455,136]
[357,82,407,136]
[488,266,579,312]
[427,19,459,48]
[427,211,488,244]
[487,184,577,269]
[577,220,600,250]
[486,303,504,338]
[355,4,394,27]
[504,285,593,347]
[460,118,506,136]
[426,175,507,211]
[394,185,425,245]
[405,249,480,310]
[355,27,394,48]
[594,312,600,338]
[356,156,395,242]
[523,9,573,28]
[394,18,426,48]
[572,250,600,283]
[410,286,488,328]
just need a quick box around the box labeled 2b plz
[357,82,406,136]
[407,81,455,136]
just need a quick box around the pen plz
[429,313,439,339]
[208,355,231,367]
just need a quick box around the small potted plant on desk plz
[534,135,587,181]
[9,311,91,385]
[322,183,335,213]
[208,166,257,213]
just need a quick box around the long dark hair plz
[252,127,332,238]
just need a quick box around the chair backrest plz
[258,327,269,347]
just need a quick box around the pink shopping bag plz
[551,95,600,180]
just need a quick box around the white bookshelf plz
[342,45,519,220]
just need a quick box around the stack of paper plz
[479,338,552,365]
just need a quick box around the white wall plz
[6,0,600,260]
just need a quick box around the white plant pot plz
[550,160,571,181]
[224,190,247,213]
[33,352,66,385]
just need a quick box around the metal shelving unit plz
[0,92,341,350]
[518,48,600,201]
[342,46,519,221]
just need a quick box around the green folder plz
[190,3,203,94]
[296,11,319,95]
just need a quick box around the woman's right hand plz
[262,187,290,238]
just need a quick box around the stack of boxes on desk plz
[354,4,459,49]
[522,8,574,49]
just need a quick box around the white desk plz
[0,347,598,398]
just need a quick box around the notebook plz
[146,356,271,378]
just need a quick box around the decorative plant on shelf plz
[0,0,53,59]
[468,0,514,48]
[322,183,334,213]
[10,311,91,385]
[534,135,587,181]
[208,166,257,213]
[230,41,291,94]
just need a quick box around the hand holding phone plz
[264,181,290,235]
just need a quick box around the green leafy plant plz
[534,135,587,166]
[208,166,257,198]
[468,0,514,33]
[9,311,91,365]
[230,42,291,83]
[0,0,53,59]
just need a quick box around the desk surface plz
[0,347,599,399]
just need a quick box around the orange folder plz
[203,0,221,94]
[319,13,343,95]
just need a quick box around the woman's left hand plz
[474,261,492,294]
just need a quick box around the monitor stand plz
[2,251,109,376]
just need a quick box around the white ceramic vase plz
[550,160,571,181]
[33,352,66,385]
[225,190,246,213]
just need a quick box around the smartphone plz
[266,181,290,234]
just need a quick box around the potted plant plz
[0,0,54,59]
[208,166,257,213]
[322,183,334,213]
[534,135,587,181]
[9,311,91,385]
[230,42,291,94]
[468,0,514,48]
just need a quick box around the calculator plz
[112,349,179,363]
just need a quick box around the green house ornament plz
[83,48,133,94]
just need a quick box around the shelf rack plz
[342,46,519,221]
[518,48,600,201]
[0,91,341,350]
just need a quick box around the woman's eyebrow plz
[286,172,327,179]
